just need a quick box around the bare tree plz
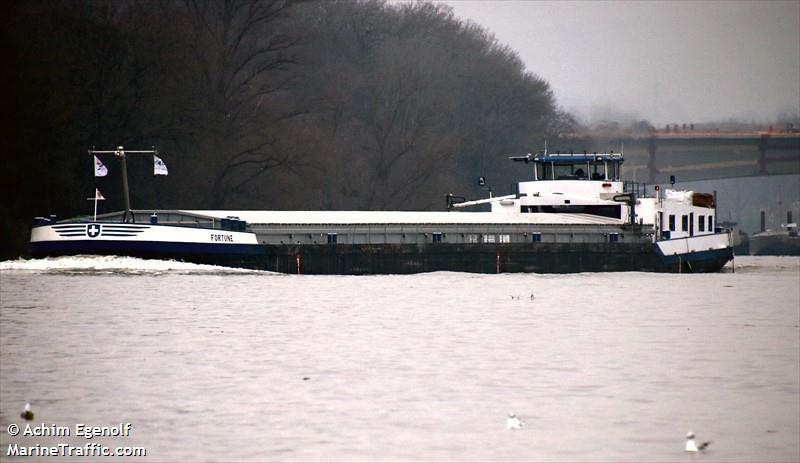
[174,0,303,207]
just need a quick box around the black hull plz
[263,243,732,274]
[31,240,733,274]
[749,235,800,256]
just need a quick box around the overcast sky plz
[437,0,800,126]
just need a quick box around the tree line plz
[1,0,573,259]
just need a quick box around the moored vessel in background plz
[29,148,734,274]
[749,223,800,256]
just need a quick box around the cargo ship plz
[749,223,800,256]
[29,148,734,274]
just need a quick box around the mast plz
[89,146,159,223]
[119,148,132,222]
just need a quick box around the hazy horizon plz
[438,0,800,126]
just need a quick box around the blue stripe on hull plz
[657,247,733,264]
[31,240,266,268]
[656,247,733,273]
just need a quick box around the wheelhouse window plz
[607,161,620,180]
[530,154,621,181]
[699,216,705,232]
[540,163,596,180]
[668,214,676,231]
[708,216,713,231]
[681,215,688,232]
[589,164,604,180]
[554,164,577,179]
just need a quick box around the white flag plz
[94,155,108,177]
[154,155,168,176]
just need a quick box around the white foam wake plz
[0,255,269,275]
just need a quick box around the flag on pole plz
[154,155,168,176]
[86,189,106,201]
[94,155,108,177]
[87,188,105,221]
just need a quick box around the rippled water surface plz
[1,256,798,462]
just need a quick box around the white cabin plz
[453,151,719,244]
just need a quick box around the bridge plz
[614,132,800,184]
[567,131,800,237]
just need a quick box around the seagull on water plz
[685,432,712,452]
[506,412,524,430]
[20,402,34,421]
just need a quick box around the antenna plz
[544,140,548,156]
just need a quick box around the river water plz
[1,256,798,462]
